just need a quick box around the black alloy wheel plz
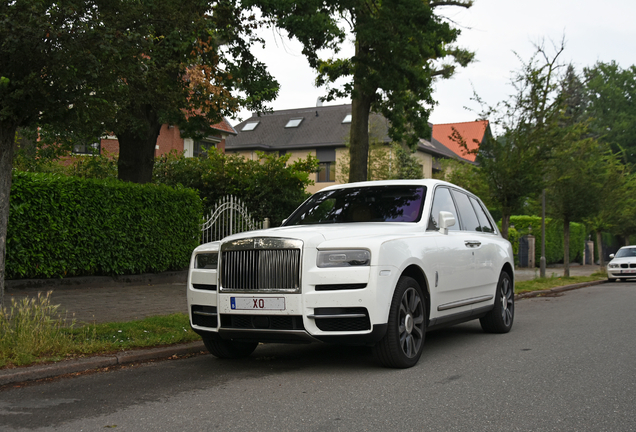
[480,270,514,333]
[373,276,427,368]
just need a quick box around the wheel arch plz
[400,264,431,324]
[501,261,514,287]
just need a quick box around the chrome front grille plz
[220,238,302,293]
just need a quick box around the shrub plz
[7,172,201,279]
[153,149,318,226]
[502,216,586,265]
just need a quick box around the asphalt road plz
[1,282,635,432]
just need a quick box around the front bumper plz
[608,268,636,279]
[187,265,396,346]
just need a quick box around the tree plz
[467,42,566,239]
[251,0,474,182]
[611,169,636,246]
[583,152,632,267]
[336,114,424,182]
[584,61,636,166]
[37,0,279,184]
[1,1,104,306]
[545,64,609,276]
[545,125,606,276]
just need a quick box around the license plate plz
[622,269,636,274]
[231,297,286,311]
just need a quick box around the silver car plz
[607,246,636,282]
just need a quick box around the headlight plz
[608,263,619,269]
[317,249,370,268]
[195,252,218,269]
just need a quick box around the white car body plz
[187,179,515,367]
[607,246,636,281]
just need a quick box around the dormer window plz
[285,118,303,128]
[342,114,352,124]
[242,121,259,131]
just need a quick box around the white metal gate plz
[201,195,265,244]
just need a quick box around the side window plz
[451,190,481,232]
[427,187,459,231]
[469,197,495,233]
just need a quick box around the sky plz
[233,0,636,127]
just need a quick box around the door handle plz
[464,240,481,248]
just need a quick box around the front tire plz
[203,338,258,359]
[480,270,514,333]
[373,276,427,368]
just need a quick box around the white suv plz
[187,180,515,368]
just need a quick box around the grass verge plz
[515,273,606,294]
[0,292,199,369]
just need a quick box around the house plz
[72,118,237,158]
[226,104,477,193]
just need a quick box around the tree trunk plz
[116,105,162,184]
[348,39,373,184]
[596,230,605,268]
[0,122,17,308]
[500,211,511,240]
[563,217,570,277]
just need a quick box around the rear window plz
[284,186,426,225]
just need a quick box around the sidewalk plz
[4,271,189,324]
[514,263,602,282]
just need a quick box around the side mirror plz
[438,211,456,235]
[609,254,615,259]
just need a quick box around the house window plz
[316,148,336,182]
[194,141,215,158]
[72,142,100,155]
[342,114,352,123]
[317,161,336,182]
[285,118,303,128]
[242,121,259,131]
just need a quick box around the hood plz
[218,222,426,249]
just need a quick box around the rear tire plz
[203,338,258,359]
[373,276,426,369]
[480,271,514,333]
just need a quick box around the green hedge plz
[501,216,586,266]
[6,172,202,279]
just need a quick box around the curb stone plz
[0,341,205,387]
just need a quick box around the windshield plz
[615,248,636,258]
[284,185,426,225]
